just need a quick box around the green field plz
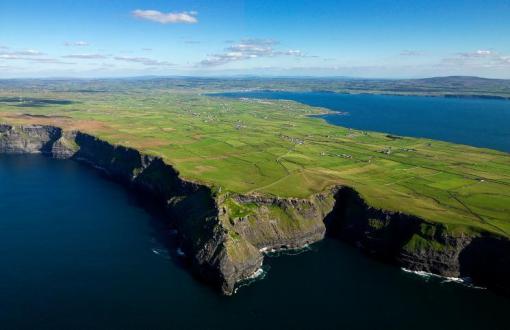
[1,84,509,238]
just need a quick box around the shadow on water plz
[85,165,221,293]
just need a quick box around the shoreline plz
[401,268,487,290]
[1,123,509,296]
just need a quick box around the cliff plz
[1,124,509,295]
[325,187,510,294]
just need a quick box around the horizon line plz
[0,74,506,81]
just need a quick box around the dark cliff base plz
[1,124,509,296]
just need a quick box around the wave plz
[401,268,486,290]
[234,266,270,294]
[259,244,315,257]
[151,247,170,259]
[176,247,186,257]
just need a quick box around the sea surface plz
[215,91,510,153]
[0,154,508,330]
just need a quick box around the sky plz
[1,0,510,78]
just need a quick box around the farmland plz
[1,82,509,238]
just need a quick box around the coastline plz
[1,123,509,296]
[401,268,487,290]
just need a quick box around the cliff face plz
[228,192,336,251]
[0,124,258,294]
[325,187,510,294]
[1,124,509,295]
[0,124,62,154]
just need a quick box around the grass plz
[1,85,509,238]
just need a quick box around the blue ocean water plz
[0,154,508,330]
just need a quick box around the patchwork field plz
[1,85,509,238]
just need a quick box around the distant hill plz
[413,76,510,87]
[417,76,508,83]
[386,76,510,98]
[1,75,510,98]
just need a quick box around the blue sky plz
[1,0,510,78]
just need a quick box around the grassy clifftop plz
[1,87,509,238]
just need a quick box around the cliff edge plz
[1,124,509,295]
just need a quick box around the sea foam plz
[401,268,486,289]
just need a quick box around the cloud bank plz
[201,39,307,66]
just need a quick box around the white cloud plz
[283,49,303,56]
[494,56,510,65]
[132,9,198,24]
[114,56,172,66]
[22,49,44,55]
[0,54,21,60]
[31,58,75,64]
[0,49,45,56]
[0,49,46,63]
[439,48,510,71]
[64,41,90,47]
[63,54,108,59]
[226,39,276,56]
[200,39,308,66]
[0,48,81,65]
[458,49,493,58]
[400,50,424,56]
[0,53,74,65]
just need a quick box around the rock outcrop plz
[1,124,509,295]
[0,124,61,154]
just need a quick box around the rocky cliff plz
[0,124,62,154]
[324,187,510,294]
[1,124,509,295]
